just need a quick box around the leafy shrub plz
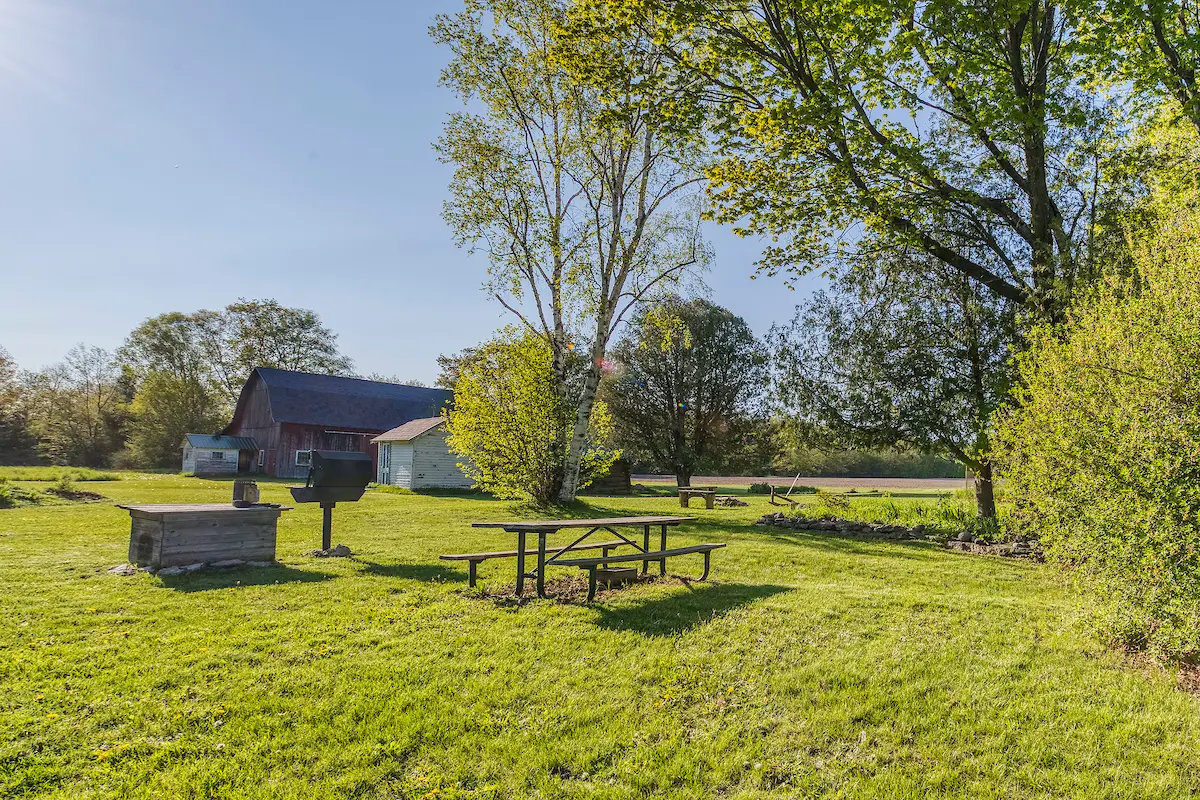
[446,328,616,505]
[747,482,771,494]
[996,205,1200,661]
[0,479,13,510]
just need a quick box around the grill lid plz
[305,450,373,489]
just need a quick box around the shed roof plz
[225,368,453,433]
[184,434,259,451]
[371,417,446,443]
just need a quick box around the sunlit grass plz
[2,473,1198,798]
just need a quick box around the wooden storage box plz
[120,504,291,569]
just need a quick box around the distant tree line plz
[0,299,352,468]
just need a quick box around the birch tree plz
[433,0,707,501]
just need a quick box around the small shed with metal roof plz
[181,434,260,476]
[372,417,473,490]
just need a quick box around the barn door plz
[237,450,251,473]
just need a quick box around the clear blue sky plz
[0,0,821,383]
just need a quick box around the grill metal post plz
[321,503,334,550]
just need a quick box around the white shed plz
[371,417,473,490]
[181,434,260,476]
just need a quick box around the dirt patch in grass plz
[43,487,107,502]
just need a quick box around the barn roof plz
[371,417,446,443]
[227,368,452,433]
[184,434,259,451]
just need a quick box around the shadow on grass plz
[593,582,790,636]
[358,561,466,583]
[157,564,335,592]
[763,530,945,561]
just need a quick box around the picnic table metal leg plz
[587,566,598,602]
[700,549,712,581]
[642,525,650,574]
[536,531,548,598]
[516,530,526,596]
[469,560,478,588]
[660,524,668,576]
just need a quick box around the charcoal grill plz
[289,451,373,550]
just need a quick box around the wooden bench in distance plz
[554,543,727,602]
[441,540,633,588]
[678,486,719,509]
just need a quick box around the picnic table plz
[678,486,719,509]
[463,515,696,598]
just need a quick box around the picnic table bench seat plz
[441,540,632,587]
[554,542,727,601]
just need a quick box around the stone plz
[211,559,245,568]
[246,560,276,568]
[107,564,139,576]
[312,544,352,558]
[181,562,206,573]
[910,525,926,535]
[157,566,185,576]
[956,531,974,542]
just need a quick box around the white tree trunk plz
[558,336,607,502]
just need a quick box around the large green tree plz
[25,345,130,467]
[770,252,1017,517]
[1087,0,1200,132]
[602,298,765,485]
[0,347,36,465]
[587,0,1112,318]
[118,301,353,466]
[433,0,707,502]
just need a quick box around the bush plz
[996,205,1200,661]
[747,482,771,494]
[446,329,616,505]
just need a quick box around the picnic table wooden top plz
[472,515,695,531]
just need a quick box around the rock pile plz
[945,532,1043,559]
[755,512,924,540]
[755,512,1044,559]
[715,496,749,507]
[310,544,352,558]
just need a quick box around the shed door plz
[380,444,391,485]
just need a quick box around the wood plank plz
[440,540,633,561]
[471,515,695,530]
[554,543,726,567]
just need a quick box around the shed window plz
[211,451,225,461]
[295,450,312,467]
[257,450,265,468]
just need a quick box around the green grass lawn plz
[2,474,1198,799]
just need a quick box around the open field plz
[3,473,1199,799]
[633,475,969,493]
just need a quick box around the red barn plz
[221,368,452,479]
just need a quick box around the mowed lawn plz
[2,475,1199,799]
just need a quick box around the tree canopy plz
[770,251,1016,516]
[603,298,765,485]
